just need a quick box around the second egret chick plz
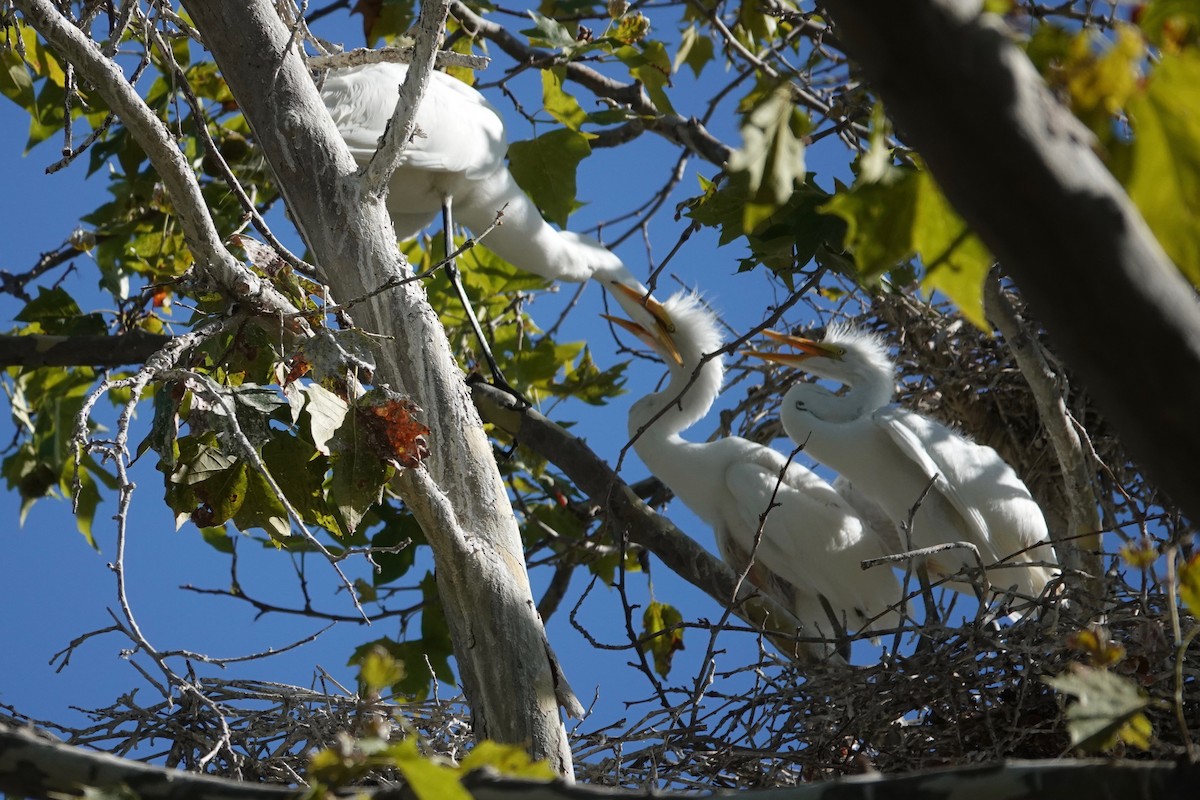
[608,293,902,652]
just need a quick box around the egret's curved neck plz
[629,351,725,445]
[802,360,894,422]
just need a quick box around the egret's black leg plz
[441,198,531,409]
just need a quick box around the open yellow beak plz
[608,281,676,334]
[602,312,685,368]
[744,330,840,366]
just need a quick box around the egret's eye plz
[794,400,804,411]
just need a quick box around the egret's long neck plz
[837,366,894,420]
[629,351,725,448]
[455,170,613,284]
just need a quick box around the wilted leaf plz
[641,600,685,677]
[1046,664,1155,752]
[355,387,430,470]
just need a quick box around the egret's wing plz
[724,461,860,598]
[321,64,507,178]
[874,407,996,560]
[832,475,901,556]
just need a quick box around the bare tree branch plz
[3,721,1198,800]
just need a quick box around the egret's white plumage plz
[320,62,669,335]
[753,324,1058,601]
[611,296,902,651]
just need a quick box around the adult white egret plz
[320,62,673,393]
[750,324,1058,602]
[608,294,902,652]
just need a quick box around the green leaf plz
[727,86,809,232]
[523,13,578,50]
[231,466,290,539]
[541,67,587,131]
[458,741,556,780]
[616,41,677,116]
[329,408,393,537]
[821,169,992,328]
[508,128,592,228]
[1123,50,1200,287]
[1137,0,1200,50]
[357,644,406,693]
[1046,665,1155,753]
[640,600,684,677]
[391,738,472,800]
[674,24,714,78]
[15,287,107,336]
[911,172,994,330]
[261,432,336,530]
[1180,553,1200,618]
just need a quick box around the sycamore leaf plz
[459,741,556,781]
[616,41,677,116]
[231,466,290,540]
[508,128,592,227]
[641,600,685,677]
[1124,50,1200,287]
[1046,665,1155,752]
[821,169,992,328]
[727,86,809,232]
[354,387,430,470]
[357,644,406,692]
[541,67,588,131]
[297,328,379,386]
[523,12,578,50]
[1180,553,1200,618]
[674,24,714,78]
[302,383,349,456]
[912,171,994,330]
[390,738,472,800]
[1136,0,1200,52]
[329,409,393,537]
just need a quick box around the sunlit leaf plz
[541,67,588,131]
[459,741,556,780]
[1179,553,1200,618]
[674,24,714,78]
[641,600,684,677]
[728,85,809,231]
[1124,50,1200,287]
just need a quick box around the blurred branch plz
[0,331,172,368]
[3,720,1199,800]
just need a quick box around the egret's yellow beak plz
[602,312,685,368]
[744,331,841,366]
[608,281,676,334]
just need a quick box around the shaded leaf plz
[727,85,809,231]
[508,128,592,228]
[1180,553,1200,618]
[1046,664,1155,752]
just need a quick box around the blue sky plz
[0,4,872,745]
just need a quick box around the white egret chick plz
[319,62,674,380]
[608,295,902,652]
[751,325,1058,602]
